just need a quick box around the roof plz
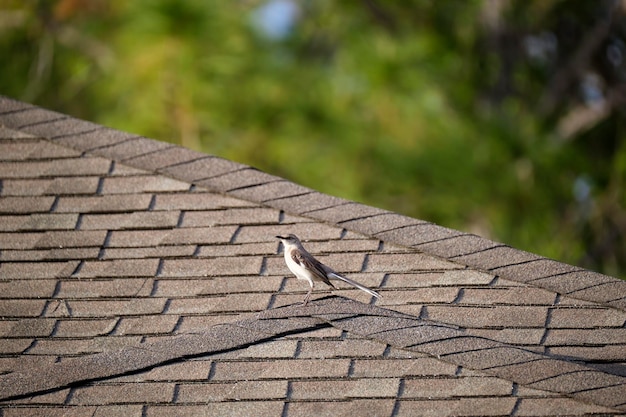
[0,95,625,416]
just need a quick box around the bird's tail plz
[328,273,381,299]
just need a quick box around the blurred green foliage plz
[1,0,624,278]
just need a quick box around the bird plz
[276,234,381,305]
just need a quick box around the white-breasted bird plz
[276,234,381,305]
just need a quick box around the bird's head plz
[276,234,301,245]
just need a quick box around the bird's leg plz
[302,282,313,306]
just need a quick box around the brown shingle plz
[100,176,189,194]
[210,358,351,380]
[401,376,513,398]
[54,194,153,213]
[176,380,288,402]
[160,257,263,277]
[160,156,244,183]
[425,305,549,328]
[0,196,55,213]
[146,402,284,416]
[80,211,180,230]
[123,146,204,172]
[291,378,399,400]
[70,382,175,405]
[1,177,100,196]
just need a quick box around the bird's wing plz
[291,249,336,288]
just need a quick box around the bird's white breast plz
[284,249,315,283]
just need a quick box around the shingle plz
[0,140,80,160]
[0,157,111,178]
[424,305,549,328]
[210,358,351,380]
[377,224,465,247]
[28,336,143,356]
[548,307,626,328]
[574,384,626,409]
[55,127,139,151]
[288,399,395,417]
[460,287,557,306]
[236,223,342,243]
[153,192,254,210]
[395,397,517,416]
[564,279,626,301]
[0,107,65,129]
[160,256,262,277]
[100,176,189,194]
[547,344,626,361]
[153,276,282,297]
[166,293,271,314]
[75,259,160,278]
[418,234,503,258]
[80,211,180,230]
[123,146,203,172]
[0,196,55,213]
[145,402,285,417]
[196,167,282,192]
[515,397,619,416]
[544,328,626,345]
[495,258,585,283]
[0,300,47,317]
[57,278,155,298]
[34,230,108,248]
[122,360,213,382]
[107,226,236,247]
[0,279,58,298]
[376,288,459,306]
[54,319,119,337]
[530,270,618,296]
[307,203,391,225]
[228,180,312,202]
[0,338,33,354]
[86,136,172,160]
[115,315,179,335]
[453,246,543,272]
[267,192,348,215]
[0,261,78,278]
[0,318,56,337]
[61,299,167,317]
[181,207,278,227]
[70,382,175,405]
[404,270,495,287]
[298,338,387,358]
[0,126,34,138]
[213,339,298,359]
[54,194,153,213]
[196,242,277,257]
[101,246,196,259]
[176,380,288,402]
[366,253,463,273]
[20,118,103,139]
[351,358,458,377]
[291,378,399,400]
[0,213,79,231]
[466,328,545,345]
[160,156,244,183]
[0,247,100,261]
[401,376,512,398]
[1,177,100,196]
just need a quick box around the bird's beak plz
[276,235,286,240]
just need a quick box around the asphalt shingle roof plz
[0,95,625,416]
